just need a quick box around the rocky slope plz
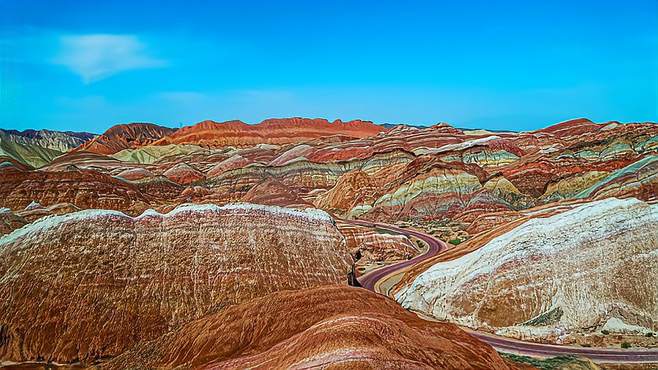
[162,162,205,185]
[241,178,313,208]
[73,123,176,155]
[0,129,95,151]
[0,202,81,235]
[396,197,658,343]
[338,221,420,271]
[0,128,95,168]
[0,166,150,213]
[111,144,206,164]
[152,118,385,147]
[0,204,352,364]
[104,285,516,369]
[0,208,27,235]
[316,156,505,222]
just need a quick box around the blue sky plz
[1,0,656,133]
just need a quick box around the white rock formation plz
[396,197,658,339]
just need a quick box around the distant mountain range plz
[1,118,385,166]
[2,117,654,168]
[0,129,96,168]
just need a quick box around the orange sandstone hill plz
[104,285,517,370]
[74,122,177,154]
[152,117,386,147]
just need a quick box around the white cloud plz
[53,34,166,83]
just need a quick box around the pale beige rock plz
[397,198,658,341]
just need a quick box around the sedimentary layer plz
[0,204,352,363]
[103,285,515,369]
[396,197,658,342]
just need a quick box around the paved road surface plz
[352,220,658,364]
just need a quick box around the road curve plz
[353,220,447,290]
[351,220,658,364]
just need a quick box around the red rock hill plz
[153,117,385,147]
[74,123,176,154]
[104,285,517,369]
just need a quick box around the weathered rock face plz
[204,151,414,205]
[241,178,312,208]
[370,166,483,210]
[321,157,496,221]
[0,140,59,169]
[0,204,352,363]
[134,176,184,204]
[206,153,252,177]
[0,168,148,212]
[314,169,392,214]
[0,129,95,168]
[15,202,81,224]
[396,198,658,342]
[162,162,205,185]
[115,167,155,181]
[43,151,128,172]
[312,120,657,228]
[0,208,27,235]
[152,118,385,147]
[575,154,658,201]
[413,135,524,169]
[338,222,419,267]
[0,129,95,153]
[502,157,636,199]
[73,123,176,155]
[539,171,610,202]
[103,285,515,370]
[0,158,32,172]
[111,144,205,164]
[535,117,603,138]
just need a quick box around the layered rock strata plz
[0,204,352,363]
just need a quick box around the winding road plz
[352,220,658,364]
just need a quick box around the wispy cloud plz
[52,34,166,83]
